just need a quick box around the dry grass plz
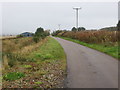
[59,30,118,46]
[56,30,119,59]
[0,36,16,40]
[2,37,48,69]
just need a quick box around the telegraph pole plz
[73,7,81,30]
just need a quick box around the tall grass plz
[54,30,119,59]
[2,37,48,69]
[57,30,118,46]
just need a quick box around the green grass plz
[31,37,66,61]
[57,36,118,59]
[34,81,43,85]
[3,72,25,81]
[2,37,66,88]
[22,65,32,68]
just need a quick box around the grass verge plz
[57,36,118,59]
[2,37,66,88]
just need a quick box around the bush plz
[3,72,25,81]
[33,36,40,43]
[33,27,50,43]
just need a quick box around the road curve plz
[53,37,118,88]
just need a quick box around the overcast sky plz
[1,2,118,35]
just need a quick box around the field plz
[0,36,16,40]
[53,30,119,59]
[2,37,66,88]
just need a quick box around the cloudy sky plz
[1,2,118,35]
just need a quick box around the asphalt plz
[53,37,118,88]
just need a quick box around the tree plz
[35,27,44,36]
[52,30,62,36]
[72,27,77,31]
[78,27,86,31]
[117,20,120,31]
[33,27,49,43]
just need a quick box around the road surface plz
[54,37,118,88]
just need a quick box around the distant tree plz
[35,27,44,36]
[78,27,86,31]
[72,27,77,31]
[52,30,63,36]
[33,27,50,43]
[117,20,120,31]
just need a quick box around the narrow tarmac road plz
[54,37,118,88]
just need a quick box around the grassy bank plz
[2,37,66,88]
[57,36,118,59]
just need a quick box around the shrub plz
[3,72,25,81]
[33,27,50,43]
[33,36,40,43]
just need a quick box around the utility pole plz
[73,7,81,30]
[58,24,61,30]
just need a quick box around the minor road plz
[54,37,118,88]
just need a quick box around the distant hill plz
[100,26,117,31]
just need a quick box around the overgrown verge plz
[52,30,119,59]
[2,37,66,88]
